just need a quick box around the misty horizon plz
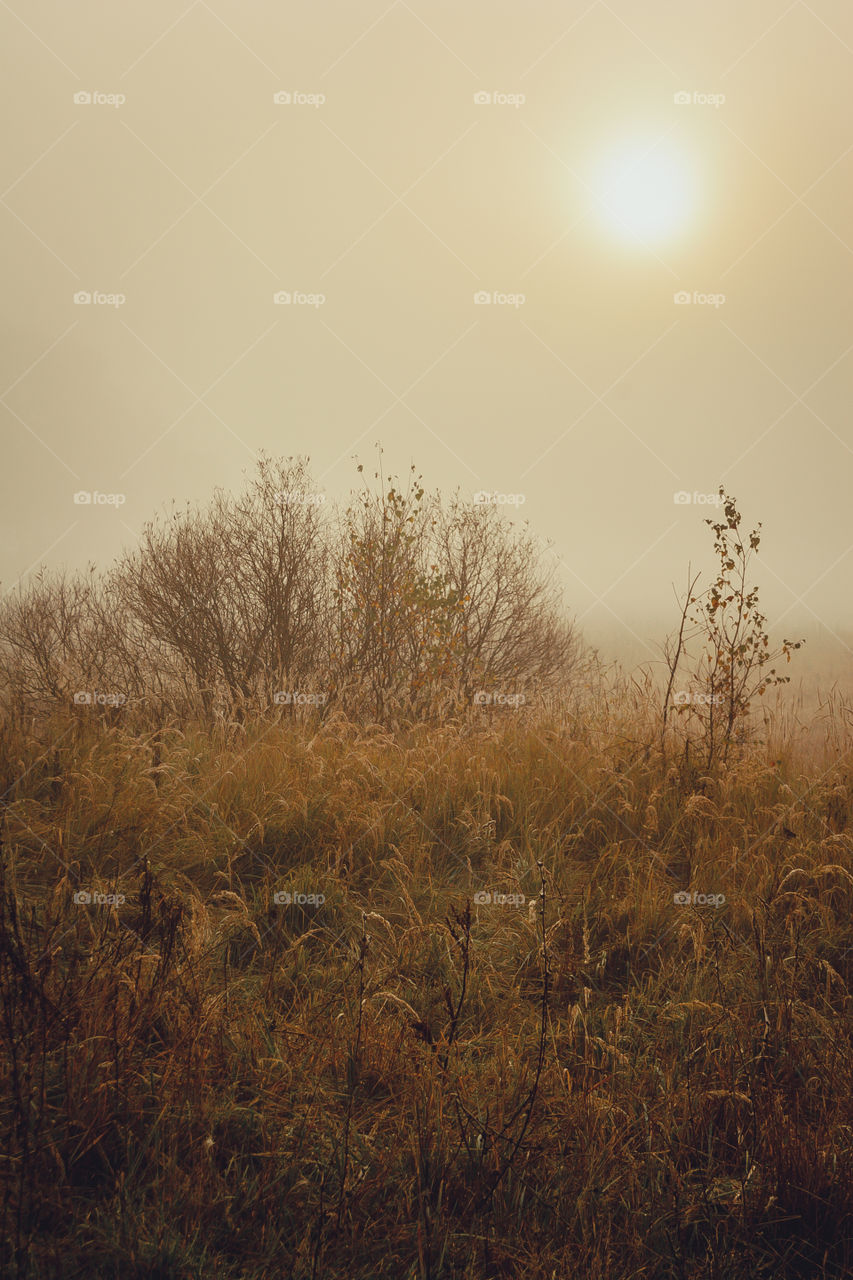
[4,0,853,658]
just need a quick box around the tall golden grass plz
[2,670,853,1278]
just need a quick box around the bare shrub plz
[112,455,328,717]
[0,567,119,721]
[329,459,468,721]
[431,492,581,708]
[0,454,580,728]
[662,488,805,768]
[329,454,581,722]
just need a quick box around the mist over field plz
[3,0,853,640]
[3,3,853,1278]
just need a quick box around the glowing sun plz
[591,137,695,245]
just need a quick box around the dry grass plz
[2,682,853,1278]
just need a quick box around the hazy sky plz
[3,0,853,668]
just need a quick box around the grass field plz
[2,670,853,1279]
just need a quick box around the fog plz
[3,0,852,677]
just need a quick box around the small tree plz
[113,455,327,717]
[431,496,579,705]
[0,567,126,719]
[662,488,804,769]
[330,455,466,721]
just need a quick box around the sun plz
[591,137,695,246]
